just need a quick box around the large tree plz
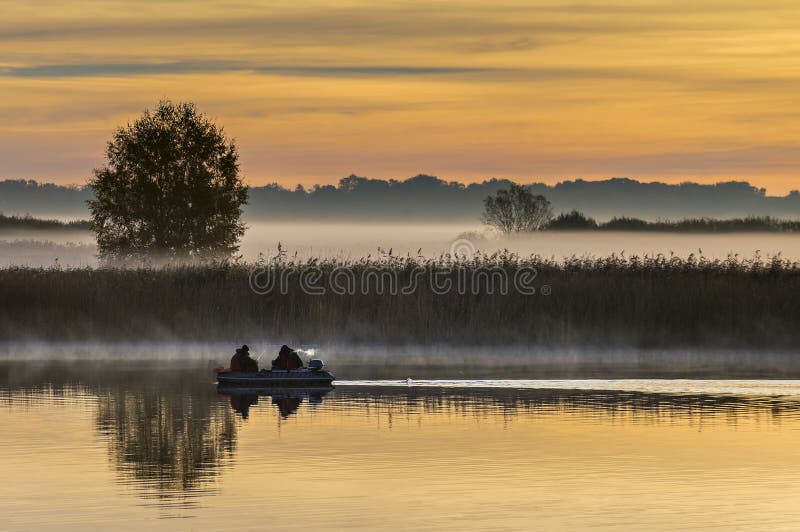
[481,183,552,233]
[89,100,248,261]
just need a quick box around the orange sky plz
[2,0,800,193]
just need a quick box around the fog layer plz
[3,342,800,379]
[2,223,800,267]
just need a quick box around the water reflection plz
[3,362,800,521]
[0,362,239,509]
[327,386,800,427]
[95,385,236,506]
[218,385,334,419]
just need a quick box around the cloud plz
[2,1,796,47]
[0,61,712,86]
[253,66,490,77]
[0,62,491,79]
[0,61,703,90]
[5,57,797,94]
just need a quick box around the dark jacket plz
[241,354,258,373]
[231,350,258,373]
[272,350,304,370]
[230,351,244,371]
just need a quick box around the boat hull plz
[217,385,334,396]
[216,370,335,387]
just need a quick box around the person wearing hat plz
[271,345,304,370]
[230,344,258,373]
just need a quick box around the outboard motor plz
[308,359,325,371]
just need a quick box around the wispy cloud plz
[2,2,796,44]
[0,62,491,78]
[5,59,798,96]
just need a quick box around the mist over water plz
[2,222,800,267]
[3,342,800,379]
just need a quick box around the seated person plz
[230,348,244,371]
[271,345,304,370]
[231,344,258,373]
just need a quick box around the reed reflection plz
[324,386,800,428]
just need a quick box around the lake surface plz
[3,362,800,530]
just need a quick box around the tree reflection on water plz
[0,362,242,509]
[95,383,236,506]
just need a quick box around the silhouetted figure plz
[230,345,258,373]
[241,345,258,372]
[229,348,243,371]
[271,345,304,370]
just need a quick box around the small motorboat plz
[217,384,334,396]
[215,358,335,387]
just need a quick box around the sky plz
[1,0,800,193]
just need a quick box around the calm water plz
[3,363,800,530]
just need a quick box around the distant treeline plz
[3,176,800,222]
[1,253,799,347]
[548,212,800,232]
[0,213,91,231]
[0,180,92,219]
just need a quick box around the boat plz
[217,383,334,396]
[215,359,335,387]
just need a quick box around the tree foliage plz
[481,183,552,233]
[88,100,248,260]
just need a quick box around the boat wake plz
[337,379,800,397]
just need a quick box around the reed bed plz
[0,214,90,231]
[1,251,799,347]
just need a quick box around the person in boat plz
[231,345,258,373]
[271,345,304,370]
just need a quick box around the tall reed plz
[1,251,798,347]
